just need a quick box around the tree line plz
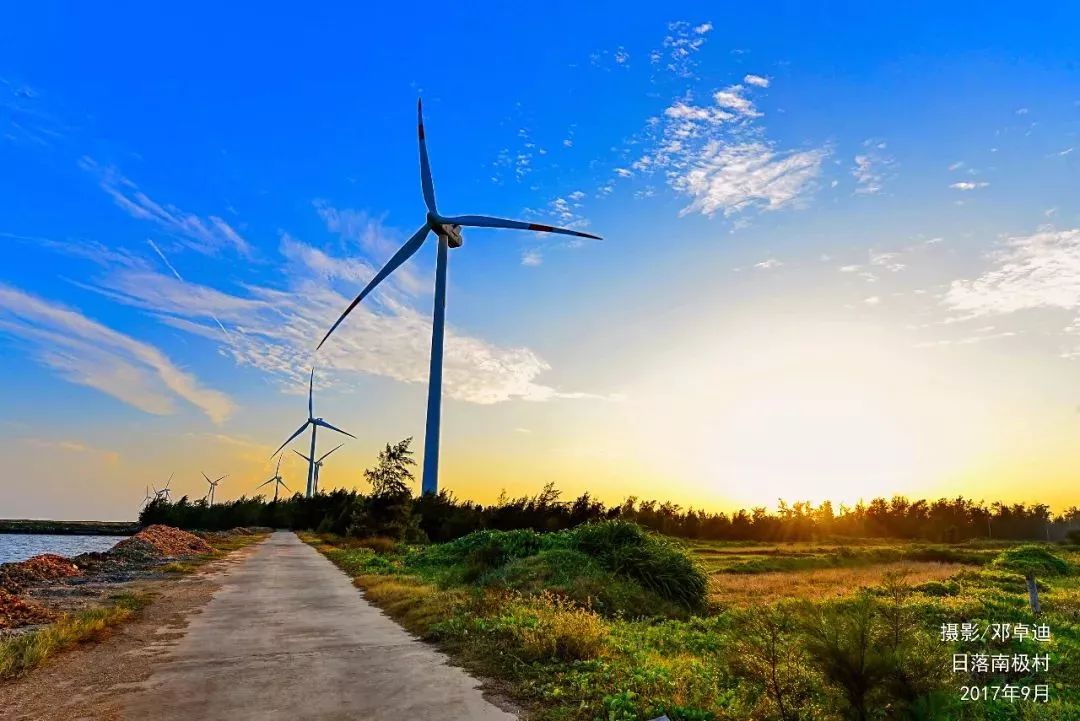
[140,438,1080,543]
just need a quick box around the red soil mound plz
[0,553,82,594]
[0,589,57,629]
[111,525,213,560]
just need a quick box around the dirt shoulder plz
[0,540,261,721]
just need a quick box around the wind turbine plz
[152,474,174,502]
[317,100,601,496]
[293,443,343,495]
[202,472,226,506]
[256,456,292,502]
[272,367,355,497]
[140,485,154,509]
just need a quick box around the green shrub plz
[568,521,708,610]
[913,580,959,597]
[483,548,684,618]
[993,545,1070,577]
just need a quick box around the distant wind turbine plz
[293,443,343,495]
[202,472,226,506]
[152,474,174,502]
[317,100,601,496]
[272,367,355,497]
[140,485,154,509]
[256,456,292,502]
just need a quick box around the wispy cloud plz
[22,438,120,465]
[852,141,894,195]
[84,230,599,405]
[652,20,713,79]
[0,284,234,422]
[743,74,770,88]
[620,77,828,218]
[81,158,251,257]
[950,181,990,191]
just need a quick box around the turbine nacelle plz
[426,213,463,248]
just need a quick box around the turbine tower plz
[272,367,355,497]
[293,443,343,495]
[202,472,226,506]
[318,100,601,496]
[256,456,291,502]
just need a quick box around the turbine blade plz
[293,449,313,462]
[216,475,227,483]
[418,99,436,212]
[314,419,356,439]
[318,443,344,462]
[316,225,430,350]
[272,421,311,458]
[256,478,274,489]
[443,215,601,240]
[279,481,292,492]
[202,471,212,484]
[308,367,314,418]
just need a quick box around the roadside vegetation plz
[310,529,1080,721]
[0,592,151,678]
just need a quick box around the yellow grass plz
[709,561,961,605]
[0,593,151,678]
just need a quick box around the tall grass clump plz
[567,520,708,609]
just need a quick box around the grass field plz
[309,526,1080,721]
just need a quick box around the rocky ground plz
[0,525,263,633]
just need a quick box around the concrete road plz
[124,531,518,721]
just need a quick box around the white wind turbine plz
[318,100,601,496]
[152,474,174,502]
[202,472,226,506]
[256,456,292,502]
[272,367,354,497]
[293,443,343,495]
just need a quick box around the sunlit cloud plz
[84,234,601,405]
[0,284,234,422]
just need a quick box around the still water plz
[0,534,125,564]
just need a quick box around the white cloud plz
[944,228,1080,317]
[627,76,828,218]
[81,158,250,257]
[521,250,543,267]
[0,284,234,422]
[864,296,881,305]
[614,48,630,65]
[673,141,828,218]
[83,235,592,405]
[754,258,782,270]
[950,181,989,191]
[712,86,760,117]
[851,139,894,195]
[743,74,770,88]
[870,251,906,272]
[656,21,713,78]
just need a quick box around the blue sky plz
[2,3,1079,519]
